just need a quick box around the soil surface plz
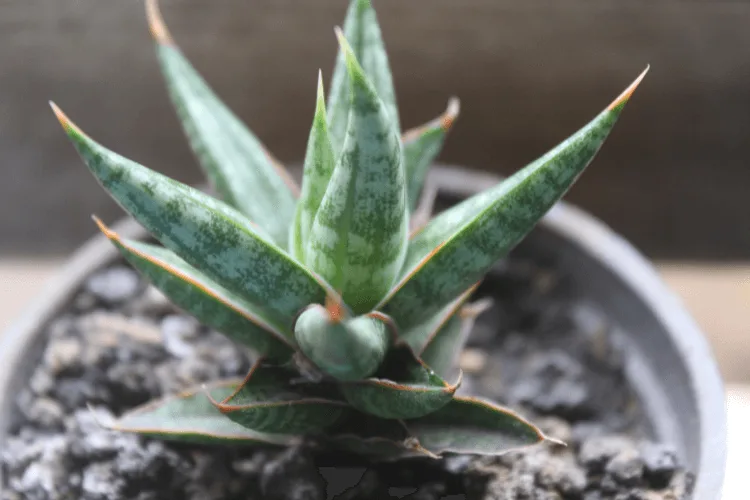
[1,256,694,499]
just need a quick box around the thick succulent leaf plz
[381,69,648,329]
[94,218,294,359]
[324,413,436,460]
[292,72,336,260]
[420,298,493,380]
[406,396,552,456]
[207,360,350,434]
[104,380,296,446]
[51,104,331,324]
[294,302,391,381]
[328,0,399,154]
[400,283,479,354]
[146,0,298,246]
[340,343,459,419]
[306,31,408,313]
[402,98,460,212]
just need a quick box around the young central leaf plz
[305,30,407,313]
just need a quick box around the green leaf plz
[294,302,391,381]
[340,343,459,419]
[105,380,296,446]
[324,413,437,460]
[94,218,295,359]
[400,283,479,354]
[146,0,298,246]
[207,360,350,434]
[328,0,400,154]
[381,68,649,329]
[406,396,552,456]
[292,71,336,261]
[420,298,492,380]
[306,31,408,313]
[51,104,330,324]
[402,98,460,212]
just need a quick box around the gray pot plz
[0,165,726,498]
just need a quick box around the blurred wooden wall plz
[1,0,749,258]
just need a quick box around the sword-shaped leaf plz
[406,396,554,456]
[51,104,330,324]
[104,380,296,446]
[294,300,392,381]
[207,360,351,434]
[328,0,399,154]
[402,98,460,212]
[400,283,479,354]
[146,0,298,246]
[93,218,295,359]
[380,68,648,329]
[292,71,336,261]
[420,298,493,380]
[306,31,408,313]
[340,343,459,420]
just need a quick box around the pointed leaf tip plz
[49,102,81,135]
[441,97,461,131]
[91,215,119,241]
[607,65,649,111]
[145,0,174,45]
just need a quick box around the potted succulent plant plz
[1,0,725,498]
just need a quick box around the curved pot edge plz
[0,165,726,498]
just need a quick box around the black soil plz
[1,257,693,500]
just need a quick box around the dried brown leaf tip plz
[146,0,175,46]
[607,65,649,111]
[325,294,346,323]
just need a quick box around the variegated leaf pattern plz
[94,218,294,359]
[107,380,297,445]
[207,361,350,434]
[340,343,459,419]
[406,396,554,455]
[51,104,331,324]
[146,0,298,246]
[402,97,460,212]
[381,68,648,329]
[292,72,336,261]
[328,0,400,154]
[306,31,408,313]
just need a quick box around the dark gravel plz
[1,257,694,499]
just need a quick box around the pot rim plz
[0,164,726,498]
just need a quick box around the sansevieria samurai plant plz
[50,0,647,459]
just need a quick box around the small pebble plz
[605,450,644,487]
[640,442,679,488]
[85,266,140,304]
[459,348,488,374]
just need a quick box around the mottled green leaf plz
[306,31,408,313]
[105,380,296,446]
[406,396,551,455]
[94,218,294,359]
[51,104,330,324]
[328,0,399,154]
[146,0,298,246]
[340,343,459,419]
[294,302,391,381]
[420,298,493,380]
[381,69,648,329]
[402,98,460,212]
[208,361,350,434]
[292,72,336,261]
[324,413,436,460]
[400,283,479,354]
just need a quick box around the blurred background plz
[1,0,748,400]
[0,0,748,495]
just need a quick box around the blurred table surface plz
[0,259,748,498]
